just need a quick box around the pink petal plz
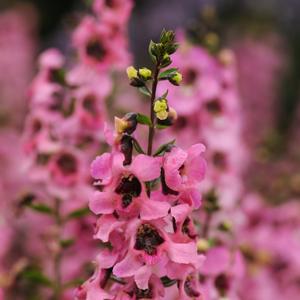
[165,147,187,170]
[165,168,182,191]
[167,241,198,265]
[113,252,143,278]
[171,204,191,223]
[130,155,161,182]
[94,215,123,242]
[95,249,118,269]
[140,198,170,220]
[201,246,230,275]
[134,265,152,289]
[90,153,112,183]
[186,145,206,183]
[89,191,114,215]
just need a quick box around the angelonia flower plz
[2,1,133,298]
[77,29,208,300]
[154,31,248,299]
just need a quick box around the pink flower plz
[163,144,206,208]
[93,0,133,27]
[113,219,202,289]
[73,16,130,70]
[90,152,170,219]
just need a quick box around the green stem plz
[147,62,160,156]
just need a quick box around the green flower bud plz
[138,68,152,80]
[126,66,138,80]
[169,72,182,86]
[154,99,168,120]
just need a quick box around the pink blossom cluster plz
[76,29,209,299]
[0,0,133,298]
[2,1,300,299]
[78,140,207,299]
[237,194,300,300]
[158,32,246,211]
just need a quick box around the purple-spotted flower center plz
[135,224,164,255]
[115,174,142,208]
[86,40,107,61]
[56,153,78,175]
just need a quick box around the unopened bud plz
[197,238,210,252]
[138,68,152,80]
[169,72,182,86]
[154,99,168,120]
[114,112,138,135]
[126,66,138,80]
[218,220,232,232]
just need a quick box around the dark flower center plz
[184,275,200,297]
[214,273,230,296]
[121,194,132,208]
[56,153,78,175]
[205,99,222,115]
[82,95,97,115]
[134,284,153,299]
[212,151,227,170]
[32,119,42,134]
[174,116,188,130]
[184,68,198,85]
[135,224,164,255]
[86,40,106,61]
[182,217,197,239]
[115,174,142,197]
[105,0,115,8]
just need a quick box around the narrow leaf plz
[154,139,175,156]
[60,239,75,248]
[132,138,146,154]
[158,68,178,80]
[156,123,170,130]
[22,269,52,286]
[138,86,151,97]
[137,113,152,126]
[148,40,157,63]
[160,276,177,287]
[28,203,53,214]
[67,207,90,219]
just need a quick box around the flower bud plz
[154,99,168,120]
[114,112,138,135]
[138,68,152,80]
[161,53,171,67]
[197,238,210,252]
[126,66,138,80]
[169,72,182,86]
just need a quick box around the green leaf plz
[51,68,66,86]
[137,113,152,126]
[154,139,175,156]
[22,269,52,286]
[63,278,85,289]
[160,276,177,287]
[67,207,90,219]
[160,90,168,99]
[158,68,178,80]
[138,86,151,97]
[28,203,53,214]
[156,123,170,130]
[132,138,146,154]
[148,40,157,63]
[60,238,75,248]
